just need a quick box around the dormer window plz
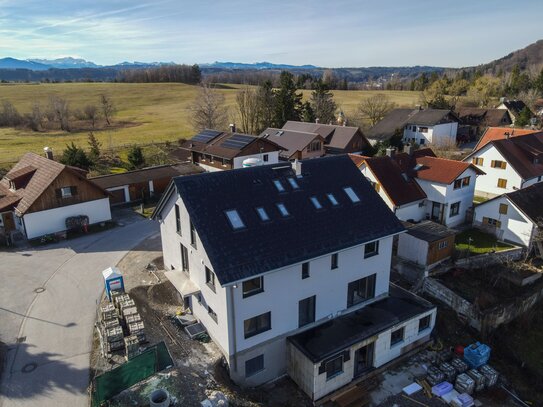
[9,181,16,190]
[343,187,360,203]
[276,203,289,217]
[273,180,285,192]
[327,193,339,206]
[225,209,245,230]
[256,207,270,222]
[287,177,299,189]
[310,196,322,209]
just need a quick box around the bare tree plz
[236,86,261,134]
[189,83,228,131]
[100,95,115,126]
[0,101,22,127]
[84,104,100,128]
[49,96,71,131]
[356,94,396,127]
[26,102,45,131]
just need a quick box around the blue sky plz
[1,0,542,67]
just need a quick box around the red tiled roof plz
[414,156,484,184]
[474,127,539,151]
[348,154,369,168]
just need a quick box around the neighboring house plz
[90,163,203,205]
[463,132,543,198]
[367,108,459,147]
[473,182,543,247]
[397,221,456,270]
[0,152,111,241]
[259,128,326,160]
[471,126,539,152]
[280,120,372,155]
[455,108,512,142]
[151,156,436,401]
[352,147,484,227]
[496,99,533,125]
[178,129,282,172]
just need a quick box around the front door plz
[431,202,441,222]
[354,342,375,377]
[2,212,16,233]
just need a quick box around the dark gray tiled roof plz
[404,220,456,242]
[161,155,404,285]
[505,182,543,223]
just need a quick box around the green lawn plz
[0,82,423,167]
[473,195,489,204]
[455,228,514,255]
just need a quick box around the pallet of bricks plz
[99,303,123,355]
[115,293,146,359]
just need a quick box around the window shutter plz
[318,362,326,375]
[501,161,507,169]
[55,188,62,198]
[71,186,78,195]
[491,160,495,168]
[343,350,350,362]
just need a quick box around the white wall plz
[395,201,425,222]
[473,196,535,246]
[233,151,280,169]
[397,234,428,265]
[22,198,111,239]
[467,144,524,197]
[403,122,457,146]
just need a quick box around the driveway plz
[0,214,159,407]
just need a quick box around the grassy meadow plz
[0,82,421,166]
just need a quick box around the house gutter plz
[228,285,238,372]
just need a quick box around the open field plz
[0,82,421,166]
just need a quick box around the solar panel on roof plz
[220,134,255,149]
[192,129,222,143]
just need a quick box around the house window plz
[364,240,379,258]
[327,193,339,206]
[225,209,245,230]
[245,355,264,377]
[391,327,405,347]
[462,177,470,187]
[308,140,322,152]
[497,178,508,188]
[450,202,460,217]
[273,180,285,192]
[276,203,289,217]
[419,127,428,133]
[344,187,360,203]
[242,276,264,298]
[420,139,425,145]
[180,244,189,272]
[263,154,269,162]
[438,241,448,250]
[256,207,270,222]
[454,179,462,189]
[205,267,216,292]
[331,253,338,270]
[298,295,316,327]
[190,220,197,247]
[499,203,508,215]
[310,196,322,209]
[483,217,502,228]
[472,157,484,166]
[244,311,271,339]
[59,186,76,198]
[326,355,344,380]
[347,274,376,307]
[419,315,431,332]
[208,305,218,323]
[287,177,299,189]
[491,160,507,169]
[175,204,181,234]
[302,262,310,279]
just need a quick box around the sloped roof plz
[259,128,323,159]
[180,130,282,159]
[0,153,106,215]
[351,154,426,206]
[456,108,511,127]
[404,220,456,242]
[282,121,370,151]
[366,108,414,141]
[505,182,543,224]
[407,109,458,126]
[491,132,543,180]
[154,155,404,285]
[473,127,540,151]
[90,163,203,189]
[414,155,484,184]
[500,100,531,117]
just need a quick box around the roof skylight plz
[273,180,285,192]
[287,177,299,189]
[256,207,270,221]
[276,203,289,217]
[343,187,360,203]
[225,209,245,230]
[327,193,339,206]
[310,196,322,209]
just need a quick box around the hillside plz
[471,39,543,74]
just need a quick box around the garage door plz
[109,189,126,205]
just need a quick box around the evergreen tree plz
[59,142,93,170]
[309,80,337,124]
[516,107,532,127]
[87,132,101,160]
[301,101,315,123]
[127,145,145,169]
[535,68,543,96]
[273,71,302,127]
[256,81,275,132]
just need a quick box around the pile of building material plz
[455,373,475,394]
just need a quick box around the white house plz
[351,147,484,228]
[177,128,282,172]
[463,131,543,198]
[152,156,436,402]
[0,151,111,242]
[473,182,543,247]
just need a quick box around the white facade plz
[198,152,280,173]
[21,197,111,239]
[465,144,526,198]
[403,122,458,146]
[473,196,535,247]
[397,234,428,266]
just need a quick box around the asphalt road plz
[0,215,159,407]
